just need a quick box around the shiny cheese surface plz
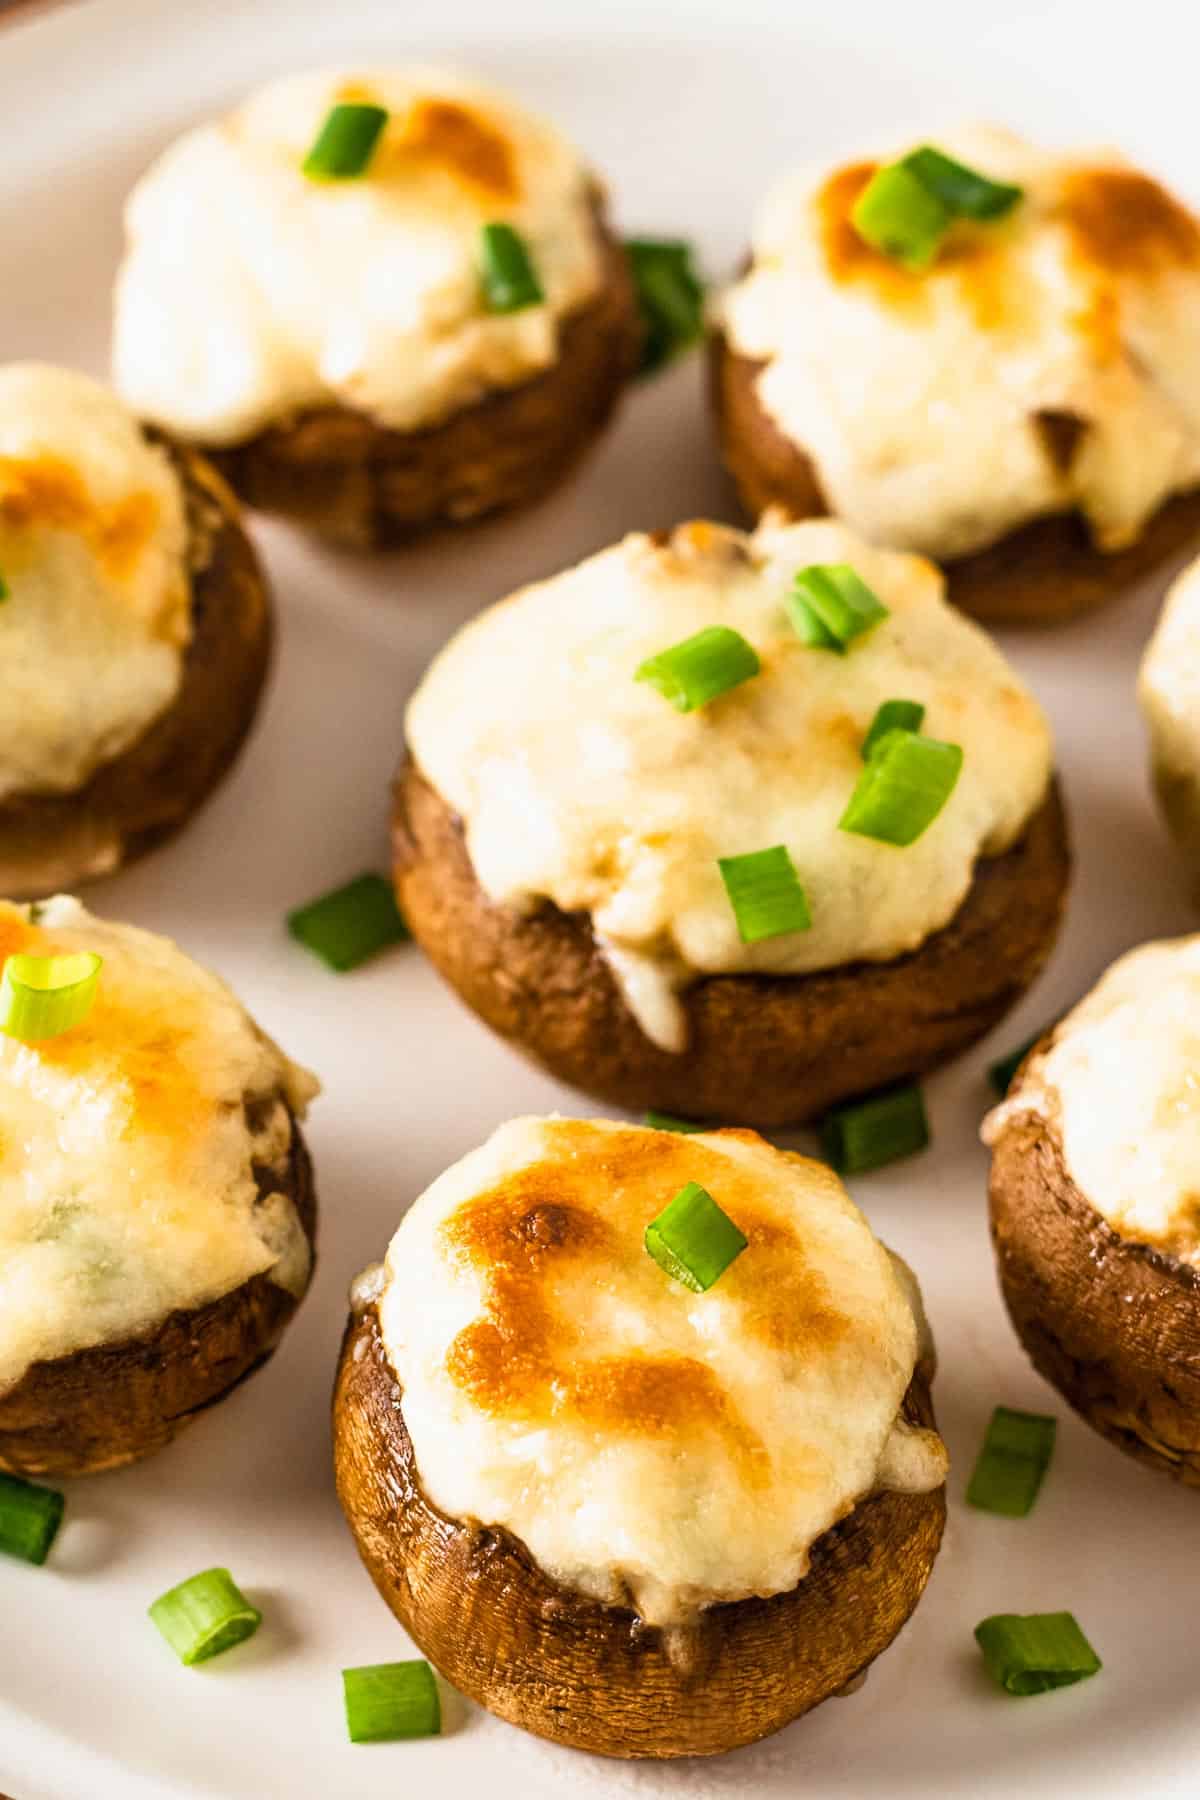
[1140,555,1200,880]
[721,127,1200,560]
[0,364,189,802]
[407,514,1053,1051]
[112,68,604,443]
[0,897,318,1395]
[377,1116,946,1626]
[983,937,1200,1264]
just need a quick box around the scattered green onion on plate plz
[645,1181,748,1293]
[0,1472,65,1566]
[645,1110,705,1134]
[0,951,102,1042]
[149,1568,262,1666]
[852,145,1023,268]
[626,237,704,375]
[287,873,409,972]
[787,564,889,653]
[636,624,760,712]
[479,222,544,313]
[343,1659,442,1743]
[988,1031,1044,1097]
[974,1611,1101,1697]
[821,1081,930,1174]
[966,1407,1057,1517]
[718,844,812,943]
[862,698,926,760]
[302,103,389,180]
[839,730,963,846]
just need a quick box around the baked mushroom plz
[0,363,272,899]
[712,128,1200,625]
[112,69,641,548]
[1140,553,1200,892]
[984,936,1200,1485]
[334,1115,947,1758]
[0,896,318,1479]
[395,514,1069,1127]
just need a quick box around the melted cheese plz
[0,897,318,1395]
[0,365,190,801]
[377,1116,946,1627]
[721,127,1200,560]
[112,68,603,443]
[983,937,1200,1264]
[1140,555,1200,881]
[407,514,1053,1051]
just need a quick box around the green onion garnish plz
[0,951,102,1042]
[903,146,1024,221]
[966,1407,1057,1517]
[839,730,963,846]
[718,845,812,944]
[302,103,389,180]
[644,1181,748,1293]
[478,222,544,313]
[852,147,1023,269]
[148,1568,262,1666]
[0,571,9,602]
[988,1032,1043,1097]
[0,1473,65,1565]
[862,698,926,760]
[645,1110,704,1133]
[975,1612,1102,1697]
[821,1082,930,1174]
[626,238,704,375]
[787,564,889,654]
[635,625,760,712]
[343,1660,442,1743]
[287,873,409,973]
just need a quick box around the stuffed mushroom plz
[395,515,1069,1127]
[112,69,641,548]
[0,897,318,1479]
[712,127,1200,625]
[1140,554,1200,892]
[334,1115,947,1758]
[984,937,1200,1485]
[0,363,272,898]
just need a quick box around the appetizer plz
[334,1116,948,1757]
[112,69,641,547]
[712,128,1200,624]
[0,363,271,898]
[984,937,1200,1485]
[1140,553,1200,889]
[395,515,1068,1126]
[0,898,318,1478]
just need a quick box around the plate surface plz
[1,0,1198,1795]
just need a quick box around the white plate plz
[1,0,1198,1794]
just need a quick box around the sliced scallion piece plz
[787,564,889,654]
[821,1082,930,1174]
[149,1568,262,1666]
[988,1032,1043,1097]
[645,1110,705,1133]
[626,238,704,374]
[839,730,962,846]
[0,1472,65,1565]
[636,625,760,712]
[966,1407,1056,1517]
[479,222,544,313]
[903,146,1024,221]
[975,1612,1101,1696]
[302,103,389,180]
[718,845,812,943]
[645,1181,747,1293]
[862,698,926,760]
[0,951,102,1042]
[851,162,950,270]
[287,873,409,973]
[343,1659,442,1743]
[0,571,9,602]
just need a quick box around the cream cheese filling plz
[1140,554,1200,883]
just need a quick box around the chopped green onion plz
[0,951,102,1042]
[149,1568,262,1666]
[975,1612,1101,1697]
[851,162,950,270]
[988,1031,1043,1097]
[0,1473,65,1565]
[787,564,889,654]
[0,571,9,602]
[636,625,760,712]
[645,1110,705,1133]
[479,222,544,313]
[839,730,962,846]
[302,103,389,180]
[967,1407,1057,1517]
[862,698,926,760]
[718,845,812,944]
[626,238,704,374]
[645,1181,747,1293]
[903,146,1024,221]
[821,1082,930,1174]
[287,873,409,973]
[343,1660,442,1743]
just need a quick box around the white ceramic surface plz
[1,0,1198,1794]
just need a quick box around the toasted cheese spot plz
[396,98,518,200]
[0,914,33,965]
[1061,168,1200,278]
[0,455,161,584]
[1072,285,1123,364]
[32,988,207,1153]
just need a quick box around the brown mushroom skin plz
[209,201,641,549]
[333,1302,946,1759]
[710,332,1200,627]
[0,442,272,900]
[0,1107,315,1480]
[392,762,1070,1128]
[988,1095,1200,1485]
